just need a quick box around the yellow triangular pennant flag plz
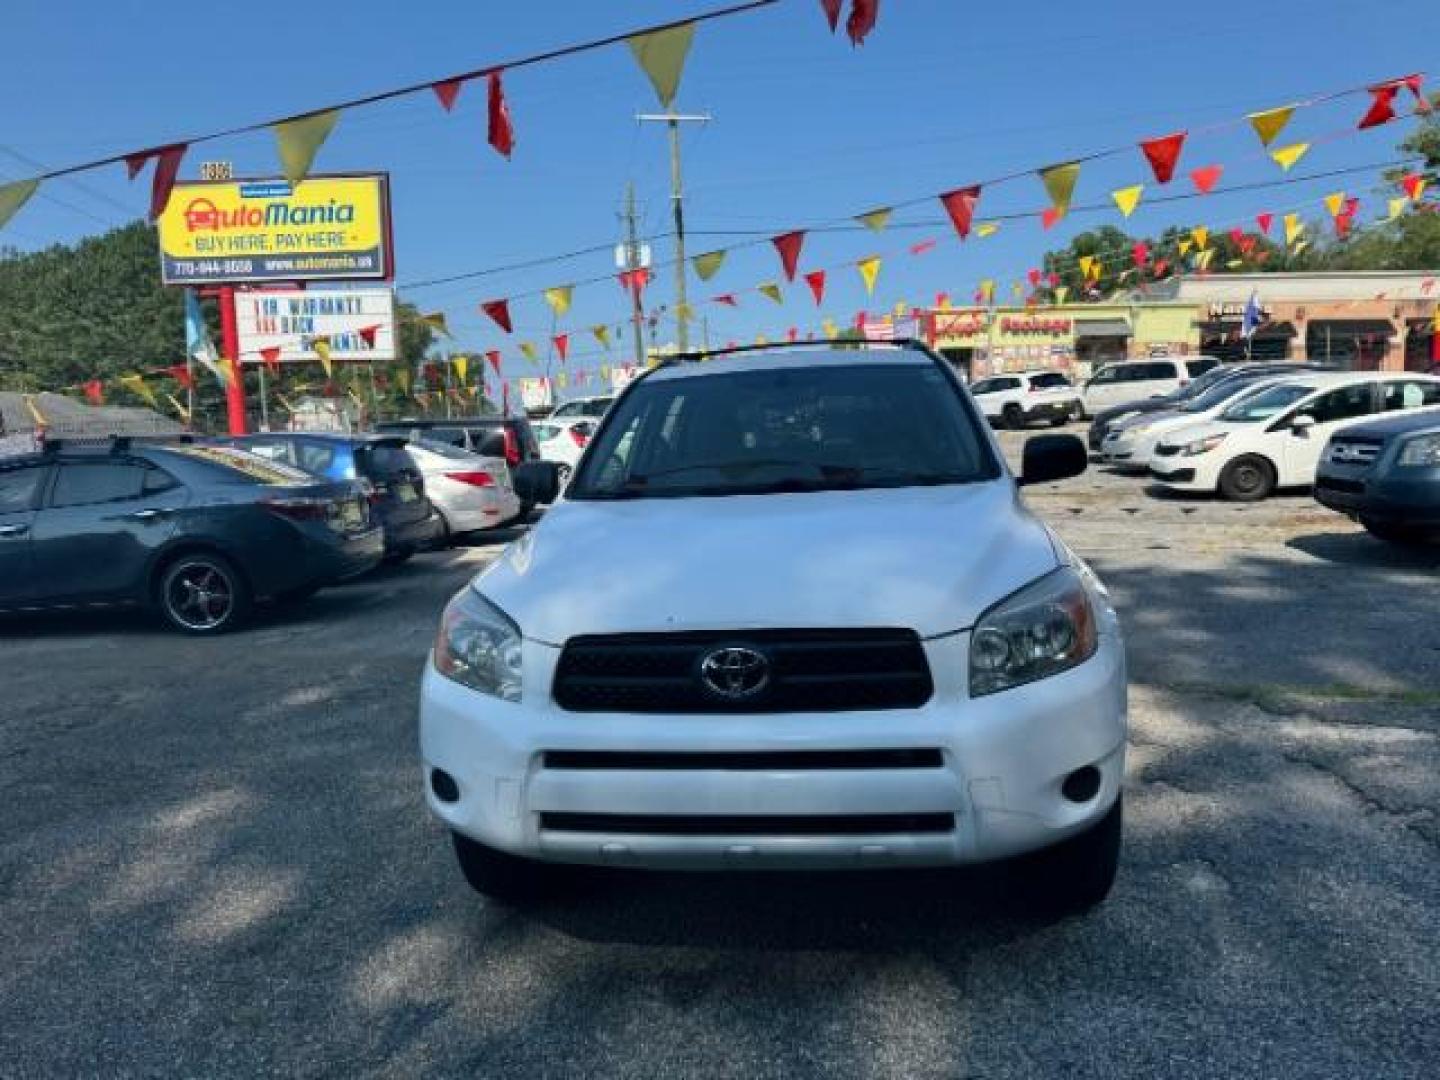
[1195,249,1216,270]
[1247,105,1295,147]
[23,394,46,427]
[1077,255,1097,279]
[979,279,996,303]
[1389,196,1410,221]
[1178,238,1193,256]
[692,250,726,281]
[312,339,333,378]
[627,22,695,108]
[1270,143,1310,172]
[754,334,769,346]
[556,370,569,389]
[273,110,341,185]
[119,374,157,408]
[1055,286,1070,304]
[1191,226,1209,251]
[822,318,838,339]
[894,301,908,318]
[856,208,892,232]
[1293,240,1310,255]
[395,368,411,393]
[519,342,538,363]
[1284,213,1305,246]
[420,311,451,338]
[1111,184,1144,218]
[976,222,1000,238]
[675,302,695,323]
[452,354,468,383]
[165,393,191,423]
[1324,192,1346,219]
[857,257,881,296]
[758,282,784,305]
[0,178,41,230]
[1039,161,1082,215]
[543,286,574,317]
[592,324,612,348]
[1409,178,1429,201]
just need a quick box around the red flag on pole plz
[771,231,806,282]
[432,78,463,112]
[488,70,515,157]
[1256,212,1274,235]
[357,325,380,348]
[481,299,513,333]
[1139,132,1186,183]
[259,347,281,373]
[804,269,827,306]
[939,186,980,240]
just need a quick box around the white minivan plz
[1150,372,1440,500]
[1082,358,1213,417]
[421,343,1127,914]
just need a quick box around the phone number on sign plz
[169,259,255,277]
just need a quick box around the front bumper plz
[1149,452,1219,490]
[420,631,1127,870]
[1315,466,1440,524]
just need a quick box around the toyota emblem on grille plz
[699,646,771,700]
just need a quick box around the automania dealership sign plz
[157,175,391,285]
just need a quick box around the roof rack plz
[40,433,196,455]
[658,337,931,369]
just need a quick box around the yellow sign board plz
[157,175,391,285]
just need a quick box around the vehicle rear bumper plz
[381,509,444,553]
[1025,400,1075,423]
[421,631,1127,869]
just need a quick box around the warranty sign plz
[156,175,391,285]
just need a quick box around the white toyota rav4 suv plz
[420,344,1127,912]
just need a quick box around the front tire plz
[1001,403,1025,431]
[451,832,558,905]
[1014,796,1122,915]
[1218,455,1276,502]
[157,552,251,635]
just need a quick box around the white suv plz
[970,370,1083,429]
[1082,358,1210,417]
[421,344,1127,912]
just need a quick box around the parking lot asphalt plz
[2,425,1438,1079]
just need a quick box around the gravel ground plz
[1,426,1437,1079]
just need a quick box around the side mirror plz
[1019,434,1088,487]
[512,460,562,505]
[1290,414,1316,437]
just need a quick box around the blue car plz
[218,433,443,563]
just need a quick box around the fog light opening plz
[430,768,460,804]
[1061,765,1102,804]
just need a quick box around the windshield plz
[168,445,316,485]
[1220,383,1313,422]
[1181,376,1271,413]
[415,438,478,461]
[568,362,998,500]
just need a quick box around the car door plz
[29,459,187,603]
[1084,365,1135,413]
[0,461,49,607]
[1378,378,1440,414]
[1273,382,1379,485]
[1131,361,1182,401]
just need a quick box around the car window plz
[583,399,614,417]
[0,464,45,512]
[359,444,417,477]
[241,439,296,466]
[49,462,146,507]
[415,438,476,461]
[551,402,582,418]
[1298,383,1376,425]
[1088,366,1125,385]
[1028,373,1071,390]
[1186,358,1218,377]
[969,378,1003,395]
[424,427,470,449]
[1137,362,1177,381]
[143,466,180,494]
[1221,383,1313,422]
[296,441,337,475]
[1381,380,1440,411]
[570,362,997,500]
[1181,376,1271,413]
[168,446,315,485]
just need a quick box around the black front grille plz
[539,812,955,836]
[1316,476,1365,495]
[552,629,933,714]
[542,749,944,770]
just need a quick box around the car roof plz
[644,345,931,383]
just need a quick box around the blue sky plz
[0,0,1434,385]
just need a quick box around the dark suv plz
[375,418,543,511]
[0,440,383,633]
[218,433,441,563]
[1314,403,1440,544]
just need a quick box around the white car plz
[969,371,1082,429]
[547,395,613,422]
[531,418,596,481]
[1081,358,1213,417]
[1149,372,1440,501]
[421,344,1127,913]
[404,439,521,539]
[1100,375,1297,472]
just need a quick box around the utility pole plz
[637,112,709,353]
[619,183,649,370]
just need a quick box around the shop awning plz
[1074,319,1131,338]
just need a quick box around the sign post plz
[218,286,247,435]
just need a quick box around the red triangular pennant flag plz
[846,0,879,45]
[787,327,799,343]
[487,350,501,377]
[820,0,842,31]
[854,310,867,330]
[713,293,738,307]
[804,269,827,306]
[125,144,187,220]
[1041,207,1062,230]
[432,78,463,112]
[771,230,806,282]
[481,299,513,333]
[1027,268,1042,287]
[259,347,282,373]
[1139,131,1186,184]
[82,379,104,405]
[1359,82,1402,130]
[1132,241,1150,267]
[1228,227,1246,247]
[1256,212,1274,235]
[1190,164,1223,194]
[167,364,194,389]
[939,186,981,240]
[1239,235,1257,256]
[1402,173,1426,199]
[553,334,569,362]
[1153,258,1169,278]
[909,238,938,256]
[357,325,380,348]
[488,70,515,158]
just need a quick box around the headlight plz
[1398,433,1440,467]
[969,568,1098,697]
[1181,433,1227,456]
[433,588,523,701]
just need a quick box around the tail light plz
[502,427,520,466]
[568,427,589,448]
[260,495,333,522]
[445,471,495,488]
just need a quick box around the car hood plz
[1155,419,1235,448]
[473,483,1061,643]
